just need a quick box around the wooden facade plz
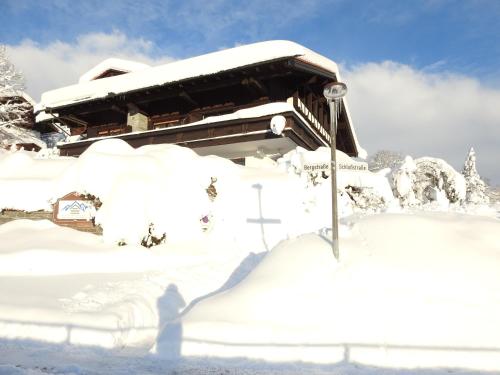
[37,43,360,160]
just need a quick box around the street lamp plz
[323,81,347,260]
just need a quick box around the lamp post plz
[323,81,347,260]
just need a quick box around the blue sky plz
[1,0,499,183]
[2,0,500,83]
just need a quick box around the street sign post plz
[323,82,348,260]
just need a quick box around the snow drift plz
[159,213,500,371]
[1,139,499,374]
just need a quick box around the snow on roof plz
[0,124,46,149]
[39,41,340,111]
[78,58,150,83]
[35,110,58,123]
[1,91,36,106]
[20,92,36,106]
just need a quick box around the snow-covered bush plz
[278,147,395,213]
[141,223,166,248]
[392,155,466,207]
[462,147,489,205]
[391,156,418,207]
[486,185,500,205]
[344,185,386,211]
[414,157,466,204]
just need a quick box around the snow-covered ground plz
[0,141,499,374]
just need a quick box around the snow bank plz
[0,219,173,276]
[0,219,262,349]
[160,213,500,371]
[278,147,395,214]
[1,138,500,372]
[0,149,73,211]
[1,139,310,249]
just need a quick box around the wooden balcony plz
[86,123,132,138]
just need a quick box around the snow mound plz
[278,147,395,213]
[0,149,73,211]
[161,213,500,371]
[0,219,170,276]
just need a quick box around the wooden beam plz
[111,105,128,115]
[306,92,313,111]
[241,77,268,96]
[179,91,198,107]
[318,102,324,129]
[306,75,319,85]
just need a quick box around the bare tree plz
[368,150,404,172]
[0,45,33,129]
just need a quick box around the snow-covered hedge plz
[0,141,495,247]
[278,147,396,214]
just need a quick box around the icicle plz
[331,99,342,134]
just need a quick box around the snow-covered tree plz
[414,157,466,204]
[368,150,404,172]
[391,156,466,208]
[0,46,24,95]
[462,147,489,205]
[392,156,418,207]
[0,45,32,129]
[486,184,500,205]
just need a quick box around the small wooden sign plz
[302,159,368,173]
[53,192,96,229]
[338,162,368,171]
[303,162,330,173]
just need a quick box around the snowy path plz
[1,339,495,375]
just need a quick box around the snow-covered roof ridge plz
[78,58,151,83]
[39,40,340,111]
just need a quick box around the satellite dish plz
[323,82,347,101]
[270,115,286,135]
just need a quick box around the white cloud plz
[5,31,174,101]
[162,0,324,41]
[344,61,500,183]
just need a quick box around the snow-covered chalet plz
[35,41,363,161]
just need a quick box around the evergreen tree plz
[462,147,489,204]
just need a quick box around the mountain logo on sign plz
[62,201,90,212]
